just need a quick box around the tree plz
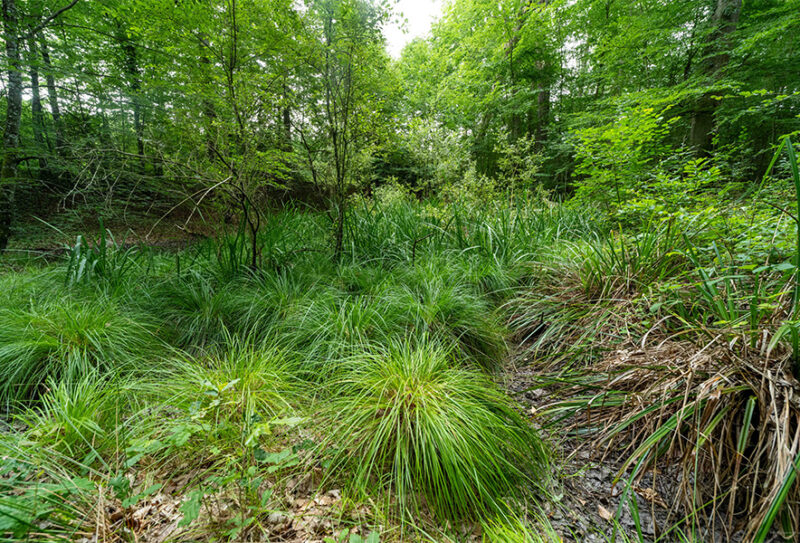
[0,0,79,251]
[0,0,23,251]
[689,0,742,155]
[296,0,391,257]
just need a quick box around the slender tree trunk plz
[125,45,145,159]
[1,0,22,252]
[535,83,550,148]
[533,0,551,149]
[28,37,50,177]
[282,81,292,149]
[201,55,218,162]
[117,23,145,161]
[39,34,65,155]
[690,0,742,155]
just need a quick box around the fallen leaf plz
[598,504,613,522]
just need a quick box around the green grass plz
[0,439,101,541]
[6,193,800,541]
[321,341,549,521]
[16,372,127,458]
[0,297,161,406]
[480,513,561,542]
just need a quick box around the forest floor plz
[3,201,797,543]
[506,348,783,543]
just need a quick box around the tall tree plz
[1,0,22,252]
[689,0,742,155]
[1,0,79,250]
[297,0,391,257]
[38,33,64,156]
[27,36,49,180]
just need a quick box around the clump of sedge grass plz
[390,258,508,371]
[148,273,244,348]
[322,341,549,521]
[17,372,119,457]
[0,298,159,405]
[480,512,561,542]
[159,338,306,456]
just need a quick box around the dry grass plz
[513,254,800,541]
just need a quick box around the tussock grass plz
[321,342,549,520]
[0,298,161,405]
[279,286,403,369]
[390,260,508,371]
[577,223,687,299]
[16,372,127,457]
[169,339,304,421]
[510,191,800,539]
[481,512,561,542]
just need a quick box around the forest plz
[1,0,799,541]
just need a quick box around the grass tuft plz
[0,298,160,405]
[322,341,549,520]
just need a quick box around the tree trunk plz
[1,0,22,252]
[117,24,145,161]
[125,44,145,159]
[198,39,218,163]
[39,34,65,156]
[282,81,292,149]
[28,37,50,177]
[534,0,551,149]
[535,83,550,148]
[689,0,742,155]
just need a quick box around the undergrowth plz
[3,182,800,541]
[0,199,580,541]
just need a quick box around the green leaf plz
[271,416,306,427]
[122,483,162,508]
[178,490,204,527]
[255,448,293,465]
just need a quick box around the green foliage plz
[572,106,679,215]
[0,441,99,540]
[64,223,149,293]
[163,340,305,455]
[495,133,542,191]
[3,0,800,539]
[17,372,122,457]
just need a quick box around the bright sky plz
[384,0,444,58]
